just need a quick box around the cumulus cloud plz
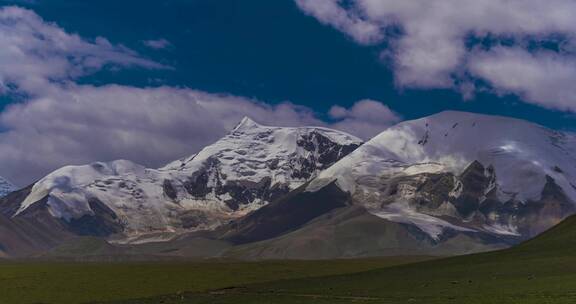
[329,99,401,138]
[0,6,165,95]
[294,0,383,45]
[468,47,576,111]
[0,6,398,185]
[295,0,576,111]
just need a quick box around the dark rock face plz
[65,198,122,237]
[514,176,575,237]
[162,180,178,201]
[184,169,214,198]
[292,131,360,180]
[408,173,454,210]
[454,161,496,217]
[0,185,33,217]
[180,210,215,229]
[372,160,575,241]
[221,181,351,244]
[167,132,361,212]
[453,164,572,238]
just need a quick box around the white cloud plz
[295,0,383,45]
[143,38,172,50]
[0,85,328,185]
[0,6,166,96]
[469,47,576,112]
[295,0,576,111]
[0,6,399,185]
[329,99,401,138]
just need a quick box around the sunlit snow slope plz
[309,111,576,240]
[14,118,362,241]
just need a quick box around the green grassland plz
[108,252,576,304]
[4,216,576,304]
[0,256,430,304]
[107,216,576,304]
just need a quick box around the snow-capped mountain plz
[307,111,576,241]
[8,117,362,242]
[0,176,15,197]
[3,111,574,259]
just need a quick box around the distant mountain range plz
[1,112,575,259]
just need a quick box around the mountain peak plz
[233,116,261,132]
[14,119,362,241]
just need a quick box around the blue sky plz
[6,0,575,127]
[0,0,576,184]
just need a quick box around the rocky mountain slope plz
[308,112,576,240]
[2,111,576,260]
[0,118,362,253]
[217,111,576,259]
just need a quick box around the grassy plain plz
[0,256,429,304]
[6,217,576,304]
[108,216,576,304]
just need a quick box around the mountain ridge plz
[1,118,362,252]
[2,111,576,259]
[305,110,576,242]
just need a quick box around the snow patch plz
[370,202,476,240]
[482,223,521,236]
